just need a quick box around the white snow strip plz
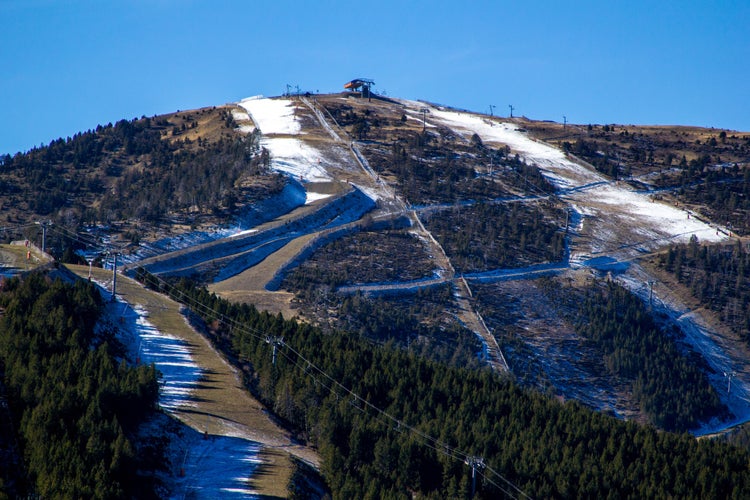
[171,431,262,499]
[582,184,724,243]
[420,103,727,246]
[231,110,251,122]
[93,282,263,499]
[238,96,301,135]
[231,110,255,134]
[305,191,332,204]
[229,229,258,239]
[132,305,203,411]
[261,137,332,182]
[352,183,383,202]
[429,107,596,188]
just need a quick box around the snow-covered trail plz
[408,100,750,433]
[72,265,318,498]
[412,100,726,252]
[238,96,330,183]
[96,287,264,498]
[619,268,750,436]
[170,428,263,498]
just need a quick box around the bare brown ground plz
[209,233,316,319]
[66,264,319,497]
[163,105,237,145]
[0,243,53,271]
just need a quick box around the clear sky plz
[2,0,749,155]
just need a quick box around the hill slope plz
[5,90,750,497]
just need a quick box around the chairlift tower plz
[106,249,120,303]
[35,220,52,254]
[265,336,284,366]
[647,280,656,307]
[465,456,485,498]
[419,108,430,133]
[724,371,737,395]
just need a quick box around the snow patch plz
[421,103,727,248]
[238,96,301,135]
[583,184,725,244]
[93,281,263,499]
[236,125,256,134]
[351,183,383,202]
[232,109,256,134]
[305,191,332,204]
[232,110,251,122]
[261,137,332,182]
[229,229,258,238]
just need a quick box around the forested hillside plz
[658,238,750,343]
[137,270,750,499]
[574,282,725,431]
[0,107,285,242]
[4,93,750,497]
[0,272,160,498]
[322,100,556,206]
[422,201,565,272]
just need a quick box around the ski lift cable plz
[129,268,530,497]
[142,274,472,454]
[483,464,532,499]
[478,470,521,500]
[142,278,503,481]
[47,224,100,247]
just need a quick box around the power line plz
[131,268,530,498]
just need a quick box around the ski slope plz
[239,96,331,182]
[409,101,750,433]
[419,101,725,249]
[95,282,263,499]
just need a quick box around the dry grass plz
[66,264,319,497]
[520,119,750,169]
[162,105,236,145]
[0,243,53,270]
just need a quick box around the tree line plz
[659,237,750,343]
[322,101,555,206]
[672,165,750,236]
[0,109,284,228]
[422,201,565,273]
[574,281,725,431]
[282,230,435,290]
[0,272,160,498]
[136,269,750,498]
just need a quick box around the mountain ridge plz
[4,91,750,497]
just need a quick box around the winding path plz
[67,264,319,497]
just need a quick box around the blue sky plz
[1,0,748,155]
